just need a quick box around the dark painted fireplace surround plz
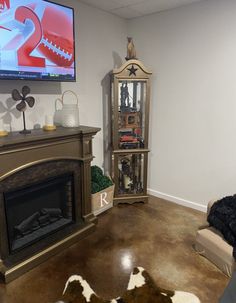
[0,126,100,282]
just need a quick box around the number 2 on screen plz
[15,6,45,67]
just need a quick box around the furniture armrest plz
[198,222,210,230]
[207,198,219,216]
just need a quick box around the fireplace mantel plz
[0,126,100,282]
[0,126,100,175]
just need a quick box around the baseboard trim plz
[148,189,207,213]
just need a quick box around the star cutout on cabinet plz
[127,65,138,76]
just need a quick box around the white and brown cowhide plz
[56,267,200,303]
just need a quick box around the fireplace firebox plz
[4,173,76,254]
[0,126,100,282]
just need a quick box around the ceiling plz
[80,0,203,19]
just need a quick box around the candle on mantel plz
[0,119,8,136]
[45,115,53,126]
[0,119,4,131]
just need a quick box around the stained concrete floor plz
[0,196,229,303]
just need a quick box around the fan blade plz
[25,96,35,108]
[22,86,30,97]
[12,89,22,101]
[16,101,26,112]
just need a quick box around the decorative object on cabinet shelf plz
[110,59,152,205]
[91,165,114,215]
[0,119,8,137]
[60,90,79,127]
[118,153,144,194]
[120,112,140,128]
[43,115,56,131]
[11,86,35,134]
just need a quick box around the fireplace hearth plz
[0,126,100,282]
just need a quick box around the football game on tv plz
[0,0,76,81]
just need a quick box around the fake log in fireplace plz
[0,126,100,282]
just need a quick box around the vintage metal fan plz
[12,86,35,134]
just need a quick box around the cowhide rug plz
[56,267,200,303]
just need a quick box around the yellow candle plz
[45,115,53,126]
[0,119,4,131]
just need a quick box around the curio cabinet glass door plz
[110,60,152,204]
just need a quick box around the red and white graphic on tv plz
[0,2,74,68]
[15,6,45,67]
[0,0,10,13]
[37,5,74,67]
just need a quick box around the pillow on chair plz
[56,267,200,303]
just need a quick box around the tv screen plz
[0,0,76,81]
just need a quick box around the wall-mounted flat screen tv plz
[0,0,76,81]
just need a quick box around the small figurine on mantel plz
[125,37,137,60]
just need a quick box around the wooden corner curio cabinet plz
[110,59,152,205]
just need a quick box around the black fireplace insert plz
[4,173,75,254]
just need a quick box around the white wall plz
[0,0,127,167]
[128,0,236,211]
[3,0,236,212]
